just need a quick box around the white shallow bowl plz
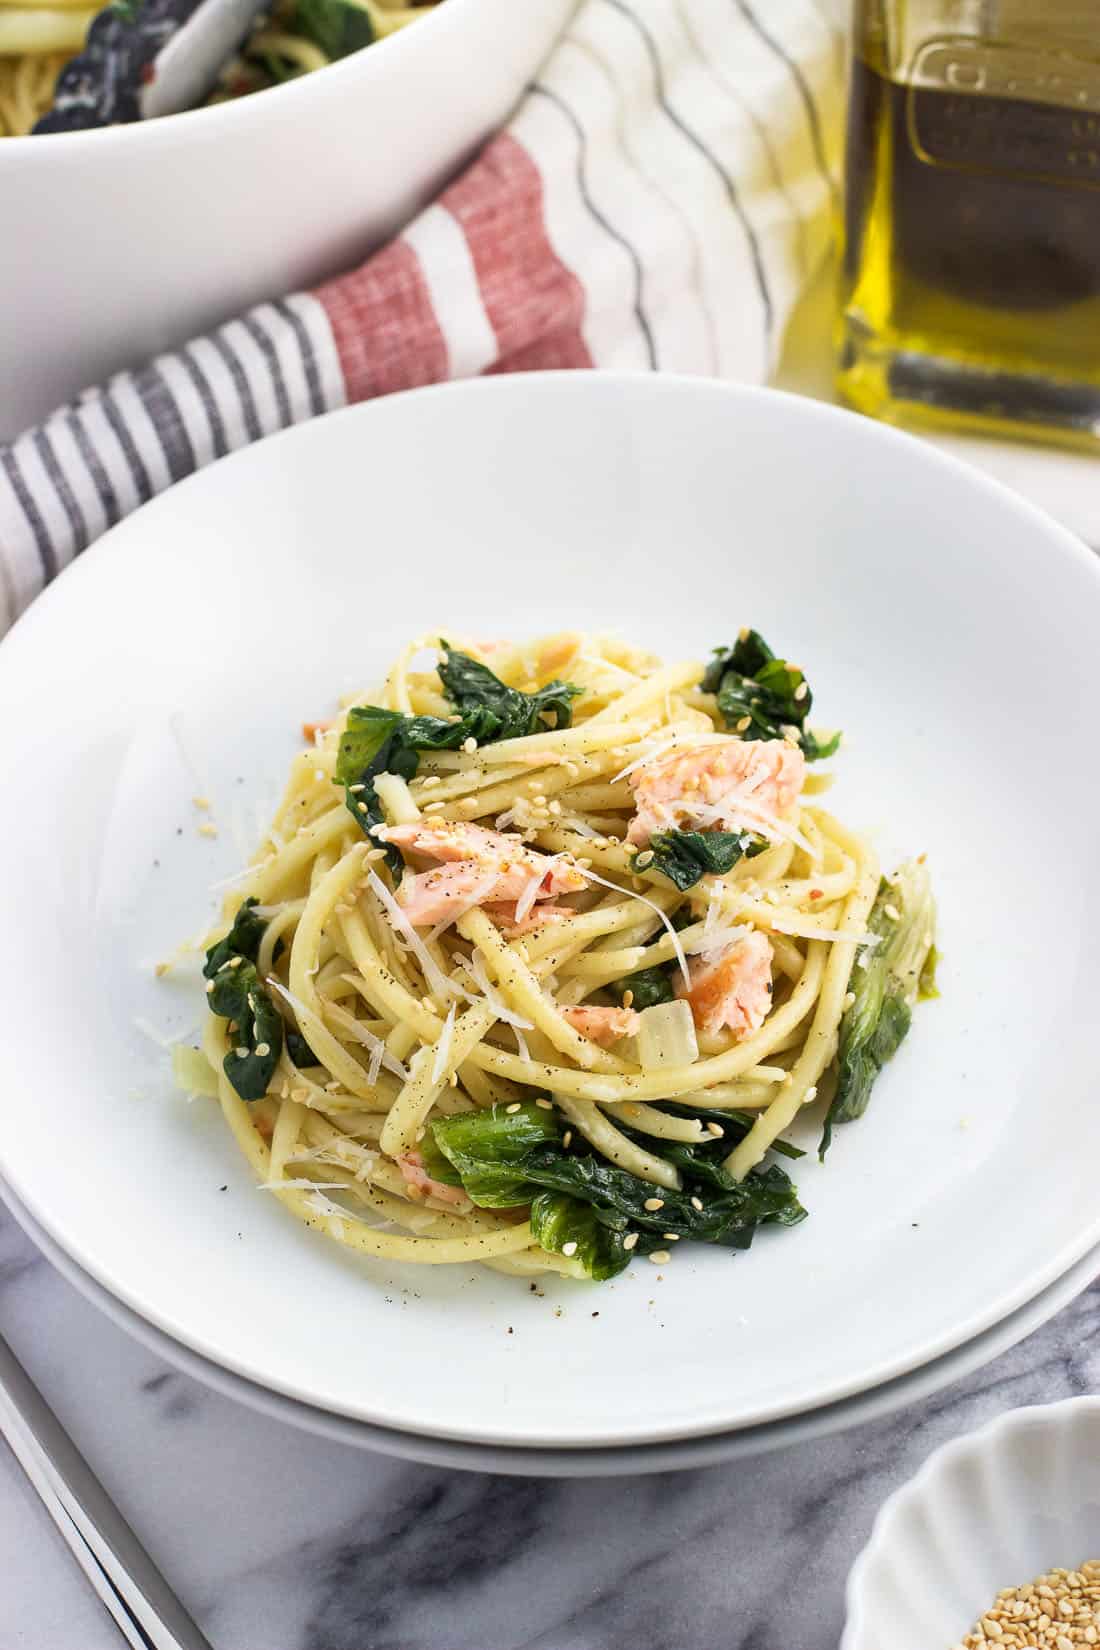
[5,1176,1097,1476]
[0,0,573,437]
[843,1398,1100,1649]
[0,374,1099,1452]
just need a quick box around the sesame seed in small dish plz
[843,1398,1100,1650]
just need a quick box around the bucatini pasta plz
[171,629,936,1283]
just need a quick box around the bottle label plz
[909,38,1100,188]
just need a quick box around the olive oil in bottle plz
[838,1,1100,450]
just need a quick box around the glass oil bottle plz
[838,1,1100,450]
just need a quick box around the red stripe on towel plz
[313,239,448,403]
[488,332,592,374]
[442,133,592,368]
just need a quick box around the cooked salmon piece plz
[560,1005,641,1046]
[676,930,773,1039]
[627,738,805,847]
[396,1151,467,1207]
[485,903,576,939]
[302,718,335,742]
[378,821,586,929]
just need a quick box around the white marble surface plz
[2,1198,1098,1650]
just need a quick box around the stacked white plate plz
[1,376,1097,1473]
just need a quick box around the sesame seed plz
[649,1250,671,1265]
[505,1102,522,1114]
[804,1086,818,1103]
[563,1130,573,1147]
[843,991,856,1009]
[548,800,562,816]
[205,980,215,994]
[420,776,441,790]
[690,1196,703,1211]
[198,822,218,838]
[228,956,243,969]
[424,802,445,814]
[794,682,808,702]
[705,1122,724,1138]
[622,990,634,1009]
[662,1233,680,1241]
[349,783,366,793]
[562,1241,578,1257]
[623,1232,640,1251]
[462,737,478,754]
[643,1197,665,1211]
[357,802,369,814]
[736,716,752,733]
[255,1042,271,1057]
[954,1563,1100,1650]
[235,1046,249,1059]
[884,903,901,922]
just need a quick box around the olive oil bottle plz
[838,0,1100,450]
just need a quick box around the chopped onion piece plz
[635,1000,699,1072]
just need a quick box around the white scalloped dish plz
[843,1398,1100,1650]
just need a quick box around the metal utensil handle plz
[0,1333,214,1650]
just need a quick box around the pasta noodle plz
[175,630,935,1283]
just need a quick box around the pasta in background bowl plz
[0,374,1096,1454]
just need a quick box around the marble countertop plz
[2,1198,1098,1650]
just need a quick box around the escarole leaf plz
[608,964,675,1011]
[437,644,582,741]
[430,1102,805,1278]
[641,829,766,892]
[702,628,840,762]
[335,647,582,870]
[820,859,937,1157]
[294,0,374,60]
[529,1193,640,1281]
[203,899,283,1101]
[202,896,266,976]
[334,706,474,876]
[429,1102,562,1208]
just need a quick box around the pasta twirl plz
[174,630,936,1283]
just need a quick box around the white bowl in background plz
[843,1398,1100,1650]
[0,0,574,439]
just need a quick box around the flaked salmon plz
[676,929,773,1039]
[628,738,805,847]
[560,1005,640,1046]
[396,1150,467,1206]
[378,820,585,929]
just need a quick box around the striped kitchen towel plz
[0,0,845,635]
